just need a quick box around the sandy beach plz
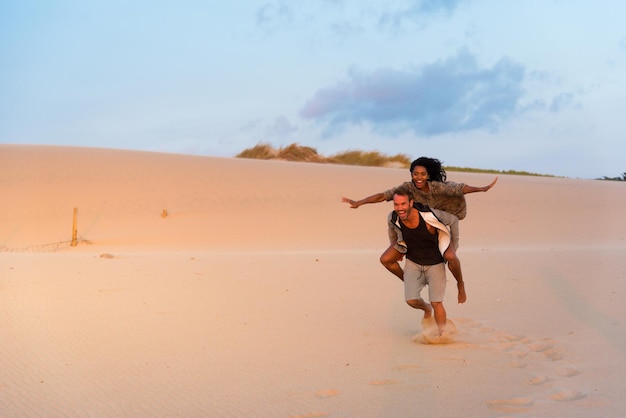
[1,145,625,417]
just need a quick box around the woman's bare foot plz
[457,281,467,304]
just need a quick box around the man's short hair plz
[393,184,414,201]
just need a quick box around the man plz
[382,202,466,304]
[386,185,451,338]
[342,156,497,304]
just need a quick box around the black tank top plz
[400,212,444,266]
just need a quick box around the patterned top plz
[383,180,467,220]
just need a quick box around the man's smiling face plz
[393,193,413,220]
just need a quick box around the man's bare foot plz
[423,307,433,320]
[423,330,452,344]
[457,282,467,304]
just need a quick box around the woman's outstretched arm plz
[341,192,386,208]
[461,177,498,194]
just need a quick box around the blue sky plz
[2,0,625,178]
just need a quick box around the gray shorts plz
[403,260,446,303]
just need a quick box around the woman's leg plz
[443,245,466,304]
[380,245,405,282]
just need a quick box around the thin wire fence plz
[0,237,91,253]
[0,207,93,253]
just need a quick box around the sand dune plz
[1,145,625,417]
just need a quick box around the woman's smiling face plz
[411,165,429,189]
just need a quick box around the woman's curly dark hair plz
[409,157,447,182]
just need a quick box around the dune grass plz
[236,143,410,168]
[235,143,277,160]
[277,143,325,162]
[236,142,626,179]
[443,166,554,177]
[327,150,411,167]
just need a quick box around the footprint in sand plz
[314,389,340,399]
[508,350,529,359]
[545,350,564,361]
[496,342,517,351]
[528,343,553,352]
[454,318,584,409]
[550,388,585,401]
[526,375,551,385]
[503,334,526,342]
[478,326,495,334]
[487,398,534,407]
[487,397,534,413]
[486,398,534,414]
[509,360,528,368]
[369,379,398,386]
[556,366,581,377]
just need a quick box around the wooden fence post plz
[71,207,78,247]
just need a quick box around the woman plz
[342,157,498,304]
